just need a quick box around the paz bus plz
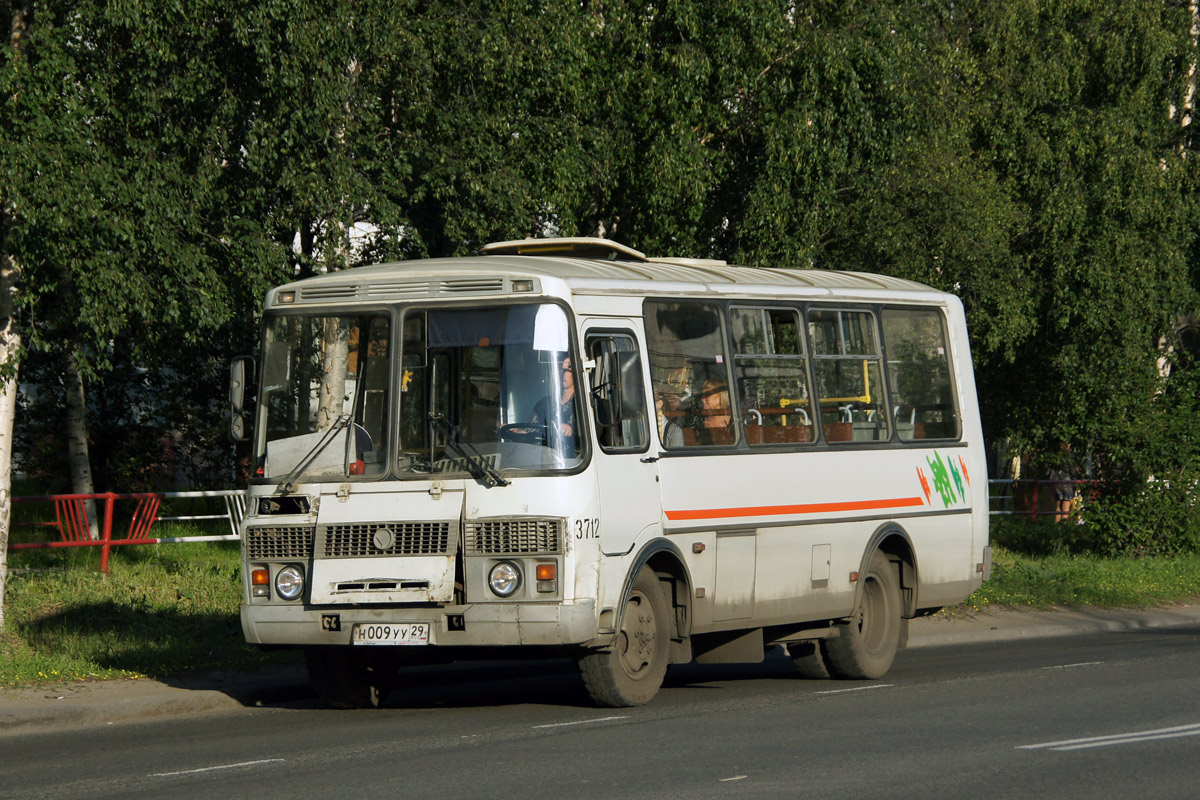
[229,237,991,708]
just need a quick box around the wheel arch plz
[619,538,694,662]
[854,523,919,618]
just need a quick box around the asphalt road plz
[2,624,1198,800]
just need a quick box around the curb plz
[907,603,1200,648]
[0,666,313,736]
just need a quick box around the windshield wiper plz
[429,413,509,488]
[278,413,352,494]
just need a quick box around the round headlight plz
[488,561,522,598]
[275,565,305,601]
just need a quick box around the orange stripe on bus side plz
[664,496,928,522]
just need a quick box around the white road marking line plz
[720,775,749,782]
[1050,730,1200,751]
[1019,722,1200,752]
[151,759,285,777]
[815,684,895,696]
[533,715,629,729]
[1042,661,1103,670]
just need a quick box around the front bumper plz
[241,599,597,648]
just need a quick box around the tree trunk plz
[1188,1,1198,130]
[1,0,33,633]
[64,351,99,538]
[0,252,20,632]
[317,318,350,430]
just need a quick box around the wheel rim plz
[617,589,657,680]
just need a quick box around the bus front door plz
[585,326,662,557]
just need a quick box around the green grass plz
[3,521,1199,688]
[1,525,297,688]
[962,546,1200,611]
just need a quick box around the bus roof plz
[271,238,951,306]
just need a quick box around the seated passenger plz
[691,378,733,446]
[656,393,685,447]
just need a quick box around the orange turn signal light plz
[251,568,270,585]
[536,563,556,581]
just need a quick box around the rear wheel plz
[787,639,832,679]
[579,567,670,707]
[305,647,396,709]
[825,552,902,680]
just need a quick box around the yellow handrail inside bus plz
[818,359,872,404]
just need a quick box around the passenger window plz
[730,306,814,446]
[644,300,736,448]
[881,308,960,440]
[587,333,649,452]
[809,308,890,443]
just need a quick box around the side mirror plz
[615,350,646,420]
[229,356,255,442]
[591,347,646,421]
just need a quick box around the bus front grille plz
[464,519,563,555]
[246,526,314,560]
[319,522,453,557]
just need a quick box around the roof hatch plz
[480,237,647,261]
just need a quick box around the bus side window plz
[731,306,814,446]
[587,333,649,452]
[808,308,890,443]
[643,300,737,448]
[881,308,960,441]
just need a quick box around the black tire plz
[787,639,833,679]
[305,647,396,709]
[825,551,902,680]
[579,567,670,707]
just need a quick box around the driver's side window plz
[586,332,649,452]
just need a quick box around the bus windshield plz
[255,302,584,485]
[396,302,584,477]
[257,313,392,483]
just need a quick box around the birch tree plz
[0,0,31,631]
[64,353,98,537]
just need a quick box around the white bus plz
[230,237,991,708]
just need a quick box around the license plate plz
[351,623,430,646]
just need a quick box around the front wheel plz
[578,567,671,707]
[824,551,902,680]
[305,647,396,709]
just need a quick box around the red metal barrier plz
[55,497,95,542]
[12,492,169,572]
[9,490,245,572]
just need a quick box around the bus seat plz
[823,421,853,442]
[747,425,812,444]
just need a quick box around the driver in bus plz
[528,355,580,455]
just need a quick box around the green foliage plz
[989,515,1098,558]
[4,1,279,366]
[1085,480,1200,557]
[959,0,1198,455]
[2,0,1199,544]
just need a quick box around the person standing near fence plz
[1048,443,1074,523]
